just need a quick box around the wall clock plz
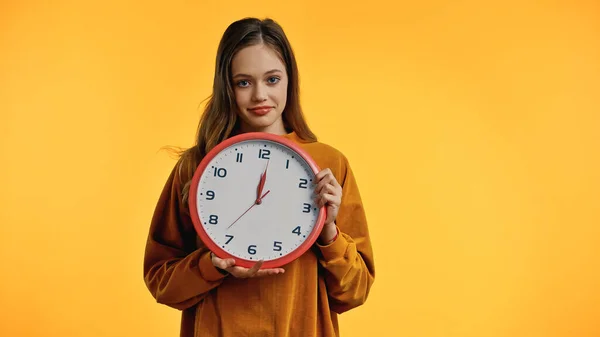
[188,132,327,269]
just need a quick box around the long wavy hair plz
[168,17,317,205]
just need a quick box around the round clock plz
[188,132,327,269]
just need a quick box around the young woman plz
[143,17,375,337]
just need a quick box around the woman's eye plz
[267,77,280,84]
[237,80,250,87]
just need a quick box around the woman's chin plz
[239,116,285,134]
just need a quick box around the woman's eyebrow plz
[232,69,283,79]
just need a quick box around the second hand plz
[226,190,271,230]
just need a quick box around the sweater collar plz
[282,131,309,144]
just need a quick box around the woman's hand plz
[210,252,285,278]
[314,168,342,244]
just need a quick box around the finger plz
[246,260,264,276]
[316,168,341,190]
[315,168,331,180]
[326,173,341,190]
[315,178,329,194]
[316,185,340,205]
[224,258,236,269]
[315,175,335,194]
[229,265,252,278]
[320,183,337,195]
[255,268,285,277]
[319,193,340,207]
[212,255,234,270]
[314,184,335,205]
[230,265,285,278]
[330,173,342,189]
[314,168,332,183]
[213,258,228,270]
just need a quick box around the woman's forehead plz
[231,44,285,77]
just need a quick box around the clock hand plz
[226,203,256,230]
[256,159,270,204]
[227,190,271,230]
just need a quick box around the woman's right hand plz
[210,252,285,278]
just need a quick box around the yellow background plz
[1,0,599,336]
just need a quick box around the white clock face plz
[194,139,321,263]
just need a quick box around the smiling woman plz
[142,17,375,337]
[231,44,289,133]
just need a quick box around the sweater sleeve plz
[143,163,227,311]
[316,155,376,314]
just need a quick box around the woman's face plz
[231,43,288,135]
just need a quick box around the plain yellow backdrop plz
[1,0,599,336]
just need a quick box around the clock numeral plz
[209,214,218,225]
[206,190,215,200]
[286,159,289,169]
[302,203,311,213]
[248,245,257,255]
[259,149,270,159]
[213,167,227,178]
[236,152,243,163]
[225,235,234,244]
[273,241,282,251]
[299,178,308,189]
[292,226,301,236]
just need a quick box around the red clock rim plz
[188,131,327,269]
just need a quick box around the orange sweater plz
[143,132,375,337]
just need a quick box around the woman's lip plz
[249,107,272,115]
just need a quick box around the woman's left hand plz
[314,168,342,241]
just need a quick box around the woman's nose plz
[252,83,267,102]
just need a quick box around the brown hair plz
[167,17,317,204]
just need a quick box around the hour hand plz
[256,160,269,204]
